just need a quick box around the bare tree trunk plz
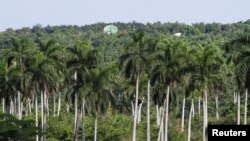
[35,94,38,141]
[94,115,98,141]
[187,99,194,141]
[57,92,61,116]
[181,96,186,132]
[237,92,240,125]
[244,89,248,125]
[164,86,170,141]
[147,79,150,141]
[215,93,219,120]
[81,100,85,141]
[132,75,139,141]
[2,98,5,113]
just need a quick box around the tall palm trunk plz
[137,101,143,123]
[132,75,139,141]
[53,93,56,117]
[94,115,98,141]
[237,92,240,125]
[41,90,44,141]
[35,94,38,141]
[181,96,186,132]
[198,96,201,117]
[164,86,170,141]
[73,93,78,141]
[244,89,248,125]
[131,101,135,115]
[187,99,194,141]
[203,90,208,141]
[57,92,61,116]
[28,98,32,114]
[192,99,195,117]
[157,100,166,141]
[215,93,219,120]
[81,100,85,141]
[234,92,237,104]
[18,91,21,120]
[46,95,49,116]
[156,104,160,126]
[146,79,150,141]
[43,90,47,141]
[2,98,5,113]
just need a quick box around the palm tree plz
[224,34,250,125]
[4,38,35,119]
[86,65,117,141]
[66,40,99,141]
[151,37,188,141]
[187,44,223,141]
[119,31,149,141]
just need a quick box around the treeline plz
[0,21,250,141]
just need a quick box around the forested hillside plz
[0,20,250,141]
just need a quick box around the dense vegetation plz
[0,20,250,141]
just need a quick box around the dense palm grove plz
[0,21,250,141]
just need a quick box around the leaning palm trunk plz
[146,79,150,141]
[94,115,98,141]
[187,99,194,141]
[237,92,240,125]
[137,101,143,123]
[81,100,86,141]
[181,96,186,132]
[244,89,248,125]
[157,100,166,141]
[57,92,61,116]
[215,93,219,120]
[164,86,170,141]
[132,75,140,141]
[35,94,38,141]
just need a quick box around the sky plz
[0,0,250,31]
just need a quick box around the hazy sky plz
[0,0,249,31]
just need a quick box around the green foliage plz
[0,113,37,141]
